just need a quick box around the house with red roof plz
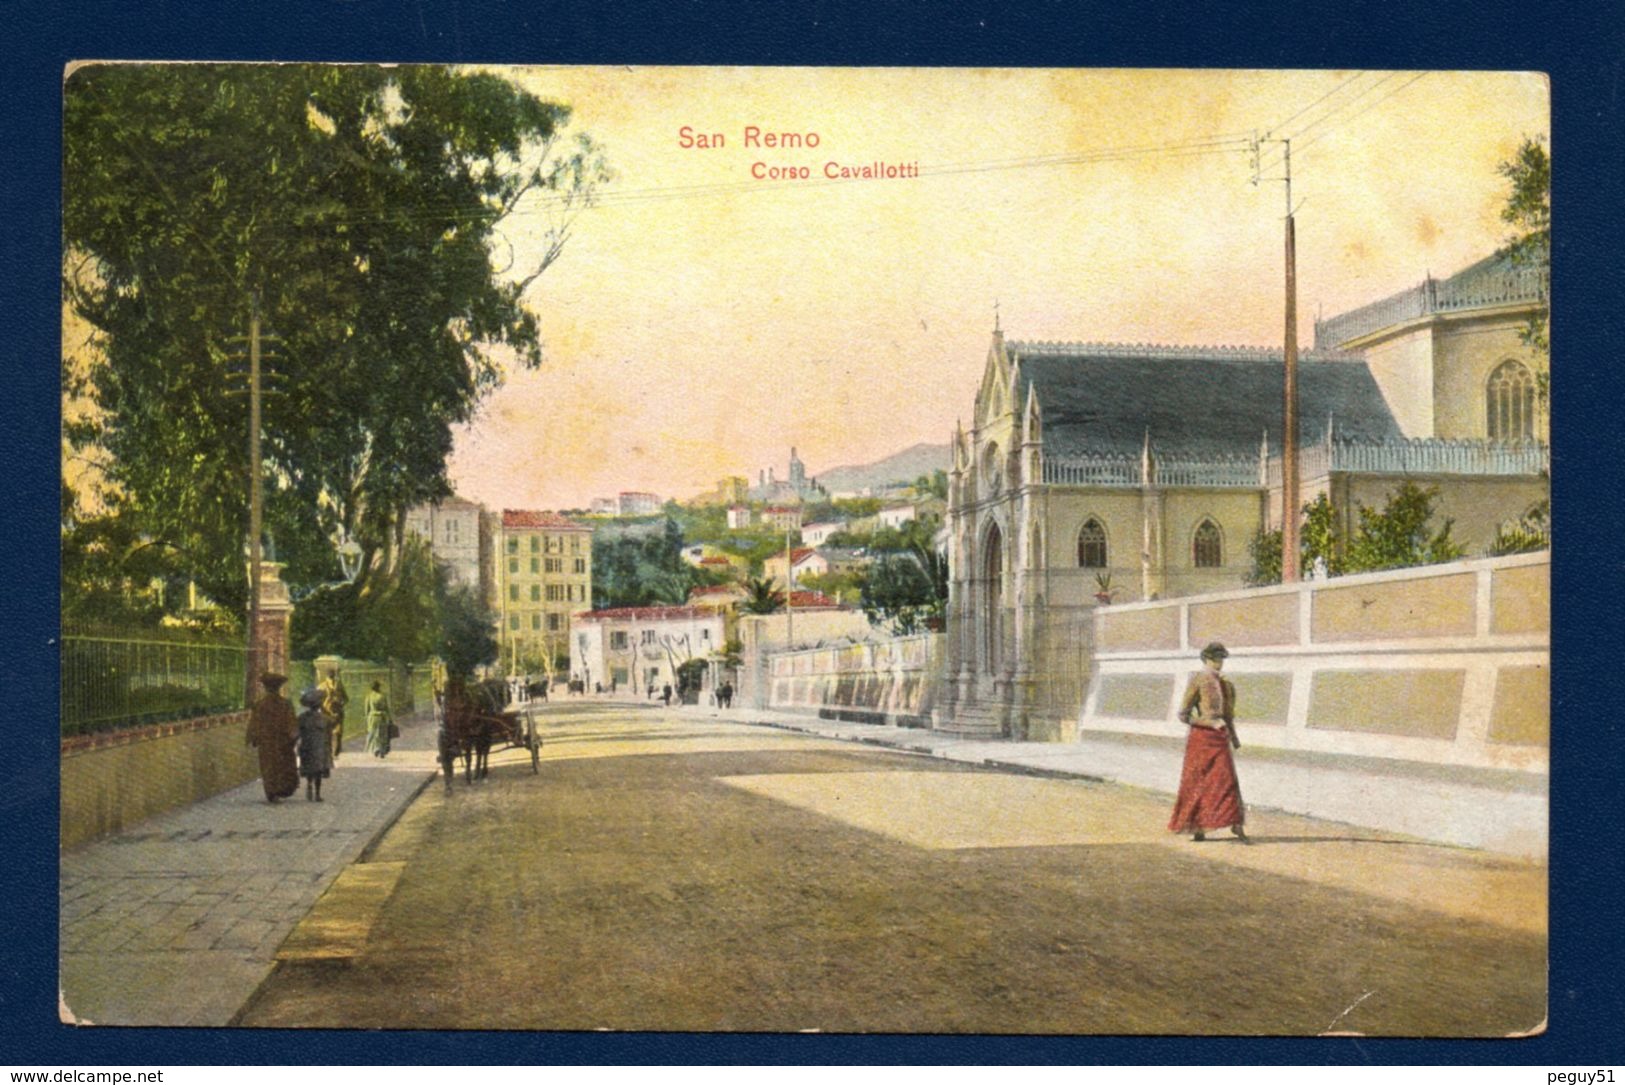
[573,604,726,697]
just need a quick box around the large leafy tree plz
[1498,136,1550,400]
[64,63,606,617]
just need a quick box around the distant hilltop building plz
[749,447,825,503]
[618,491,662,516]
[589,497,618,516]
[726,504,752,530]
[691,476,750,507]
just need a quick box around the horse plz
[439,678,518,787]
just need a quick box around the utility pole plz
[785,514,794,649]
[245,291,265,701]
[225,293,280,705]
[1252,135,1301,582]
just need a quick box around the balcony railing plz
[1043,454,1262,489]
[1043,437,1548,494]
[1268,438,1549,485]
[1315,266,1548,349]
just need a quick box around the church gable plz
[975,334,1014,429]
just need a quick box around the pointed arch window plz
[1486,360,1536,442]
[1193,519,1223,568]
[1077,519,1107,568]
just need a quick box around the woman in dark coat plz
[1168,642,1248,843]
[297,687,333,801]
[246,673,299,802]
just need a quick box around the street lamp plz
[335,529,363,584]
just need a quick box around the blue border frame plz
[10,0,1623,1065]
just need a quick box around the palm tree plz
[740,576,784,615]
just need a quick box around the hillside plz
[813,442,951,494]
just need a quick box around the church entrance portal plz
[982,523,1003,675]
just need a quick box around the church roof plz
[1006,342,1403,460]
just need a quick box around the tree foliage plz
[291,536,489,666]
[912,470,949,501]
[436,582,501,682]
[1498,136,1550,395]
[591,518,720,609]
[1489,500,1551,556]
[859,545,948,635]
[828,515,940,554]
[1343,483,1465,573]
[1246,488,1458,586]
[63,63,607,620]
[796,568,866,605]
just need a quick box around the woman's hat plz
[1200,642,1230,661]
[300,687,325,708]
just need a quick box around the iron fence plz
[60,632,435,740]
[61,631,246,737]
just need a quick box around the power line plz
[1288,72,1431,163]
[1256,72,1407,173]
[1262,70,1370,138]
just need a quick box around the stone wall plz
[1082,551,1549,774]
[61,711,258,850]
[63,657,430,849]
[767,634,945,727]
[736,610,877,710]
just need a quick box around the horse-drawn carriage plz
[436,677,541,788]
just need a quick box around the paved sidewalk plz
[666,700,1548,858]
[59,709,442,1027]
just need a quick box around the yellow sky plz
[440,67,1547,509]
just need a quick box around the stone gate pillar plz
[249,561,294,696]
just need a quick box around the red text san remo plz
[677,125,919,181]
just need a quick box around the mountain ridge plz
[813,441,951,494]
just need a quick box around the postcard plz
[59,64,1549,1036]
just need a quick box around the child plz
[297,687,333,801]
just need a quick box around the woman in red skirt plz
[1169,642,1248,843]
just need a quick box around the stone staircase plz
[937,696,1007,737]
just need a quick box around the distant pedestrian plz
[1169,642,1247,843]
[297,688,333,802]
[661,683,673,707]
[719,681,733,709]
[319,668,350,760]
[364,680,394,758]
[246,673,299,803]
